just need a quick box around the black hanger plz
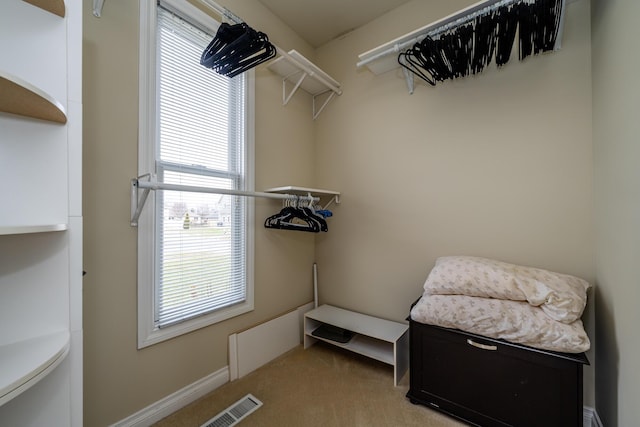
[218,31,276,78]
[201,22,276,78]
[200,23,250,68]
[398,49,436,86]
[472,12,497,74]
[264,205,320,233]
[301,207,328,232]
[495,5,518,67]
[518,0,563,61]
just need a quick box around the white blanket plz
[422,256,590,324]
[410,294,590,353]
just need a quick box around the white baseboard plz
[110,366,229,427]
[113,302,316,427]
[229,302,315,381]
[583,406,603,427]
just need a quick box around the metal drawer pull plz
[467,339,497,351]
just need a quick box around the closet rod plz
[198,0,342,96]
[130,178,319,227]
[357,0,567,69]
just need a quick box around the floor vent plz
[200,394,263,427]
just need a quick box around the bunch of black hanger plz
[264,199,332,233]
[200,21,276,78]
[398,0,564,86]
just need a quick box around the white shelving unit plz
[304,305,409,386]
[0,0,82,425]
[267,50,342,119]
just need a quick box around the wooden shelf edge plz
[0,224,68,236]
[22,0,66,18]
[0,71,67,124]
[0,331,71,407]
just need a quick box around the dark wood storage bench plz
[406,315,589,427]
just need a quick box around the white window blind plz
[154,5,249,329]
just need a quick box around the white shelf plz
[357,0,522,75]
[0,224,67,236]
[264,186,341,209]
[304,304,409,386]
[357,0,578,78]
[264,186,340,197]
[23,0,66,17]
[0,331,70,406]
[267,50,342,119]
[268,50,340,96]
[0,71,67,124]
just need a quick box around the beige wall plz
[83,0,601,424]
[314,0,595,404]
[592,1,640,426]
[82,1,319,424]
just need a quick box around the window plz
[138,0,254,348]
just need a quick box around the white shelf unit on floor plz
[304,304,409,386]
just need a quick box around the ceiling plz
[256,0,413,47]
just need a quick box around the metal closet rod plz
[198,0,343,96]
[357,0,567,68]
[130,178,320,226]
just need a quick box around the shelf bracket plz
[401,66,415,95]
[282,70,308,106]
[321,194,339,210]
[130,175,152,227]
[313,91,336,120]
[93,0,105,17]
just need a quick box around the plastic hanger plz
[495,5,518,67]
[201,22,276,78]
[301,207,328,232]
[264,204,320,233]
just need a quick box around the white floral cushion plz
[411,294,590,353]
[423,256,590,323]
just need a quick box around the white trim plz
[110,366,229,427]
[227,302,315,380]
[136,0,256,349]
[160,0,220,34]
[583,406,603,427]
[137,0,158,350]
[297,302,315,341]
[228,333,239,381]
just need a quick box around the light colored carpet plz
[153,341,465,427]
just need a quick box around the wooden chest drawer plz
[406,319,588,427]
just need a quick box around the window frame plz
[137,0,255,349]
